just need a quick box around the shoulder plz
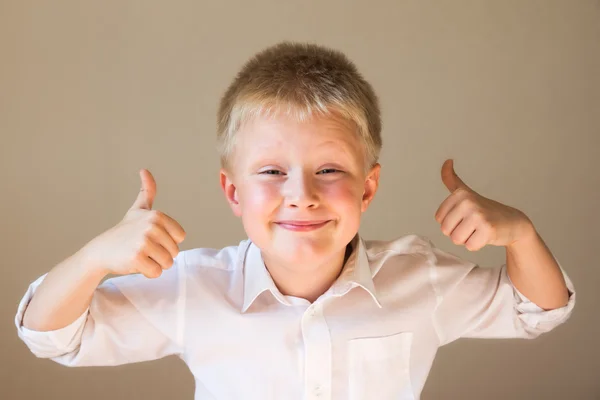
[363,233,475,273]
[361,234,434,280]
[179,239,250,273]
[363,233,433,259]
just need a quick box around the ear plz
[361,163,381,213]
[220,168,242,217]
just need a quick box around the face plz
[220,111,380,273]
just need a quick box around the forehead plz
[235,112,362,157]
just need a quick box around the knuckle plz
[163,257,174,269]
[462,198,475,209]
[454,187,468,196]
[143,221,155,235]
[477,213,490,225]
[146,223,160,239]
[147,266,161,278]
[141,235,153,248]
[145,269,158,279]
[441,222,451,235]
[134,250,146,261]
[148,210,163,223]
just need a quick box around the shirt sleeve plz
[14,252,187,367]
[428,244,576,347]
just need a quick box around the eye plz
[260,170,283,175]
[318,168,341,174]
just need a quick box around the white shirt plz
[15,233,576,400]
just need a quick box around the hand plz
[434,159,534,251]
[83,169,186,278]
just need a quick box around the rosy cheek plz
[323,182,359,202]
[245,184,280,210]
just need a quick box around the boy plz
[16,42,575,400]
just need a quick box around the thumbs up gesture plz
[83,169,186,278]
[434,159,535,251]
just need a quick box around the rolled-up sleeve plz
[508,263,575,337]
[15,253,187,367]
[428,245,576,346]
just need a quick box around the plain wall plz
[1,1,598,399]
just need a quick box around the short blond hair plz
[217,41,382,175]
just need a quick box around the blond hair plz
[217,41,382,175]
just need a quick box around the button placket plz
[302,303,331,400]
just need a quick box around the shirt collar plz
[240,234,382,313]
[241,240,292,313]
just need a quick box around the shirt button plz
[314,385,322,396]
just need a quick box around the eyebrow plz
[245,144,355,170]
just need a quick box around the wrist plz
[75,244,110,279]
[507,217,538,250]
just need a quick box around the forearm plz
[22,247,108,332]
[505,224,570,311]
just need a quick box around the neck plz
[263,243,353,304]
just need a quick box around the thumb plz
[130,169,157,210]
[441,159,472,193]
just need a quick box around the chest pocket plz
[347,331,414,400]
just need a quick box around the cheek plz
[321,183,363,235]
[241,183,280,213]
[322,181,363,208]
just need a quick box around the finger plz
[137,253,163,279]
[148,223,180,259]
[145,239,176,271]
[464,228,487,252]
[449,214,478,245]
[131,169,157,210]
[440,202,466,237]
[435,190,464,224]
[441,159,472,193]
[140,240,174,278]
[156,212,186,244]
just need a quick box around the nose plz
[283,170,320,209]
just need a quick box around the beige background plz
[1,1,598,399]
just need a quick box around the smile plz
[275,220,331,232]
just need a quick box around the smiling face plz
[220,111,380,273]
